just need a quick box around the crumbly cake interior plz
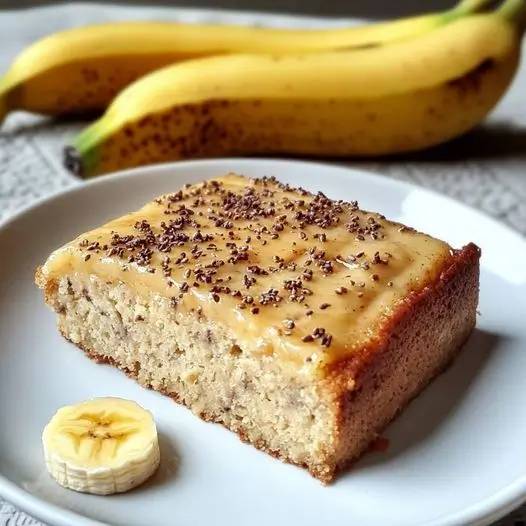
[50,276,337,477]
[37,173,479,482]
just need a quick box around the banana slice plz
[42,397,160,495]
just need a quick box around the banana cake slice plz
[35,173,480,483]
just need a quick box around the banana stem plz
[443,0,492,23]
[498,0,526,31]
[454,0,492,14]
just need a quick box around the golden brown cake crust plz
[328,242,480,482]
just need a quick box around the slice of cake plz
[35,173,480,484]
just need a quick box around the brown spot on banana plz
[446,58,495,94]
[335,42,382,51]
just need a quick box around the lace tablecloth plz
[0,3,525,525]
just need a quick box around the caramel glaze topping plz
[42,174,453,372]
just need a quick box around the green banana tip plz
[455,0,491,14]
[66,121,105,178]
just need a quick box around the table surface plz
[0,3,525,526]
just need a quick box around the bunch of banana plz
[65,0,525,178]
[0,0,488,123]
[42,397,160,495]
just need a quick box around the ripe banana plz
[0,0,489,123]
[66,0,525,178]
[42,397,160,495]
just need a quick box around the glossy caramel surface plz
[41,174,452,367]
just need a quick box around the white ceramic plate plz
[1,158,526,526]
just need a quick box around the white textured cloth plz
[0,3,525,525]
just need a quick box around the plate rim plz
[1,157,525,526]
[0,157,524,248]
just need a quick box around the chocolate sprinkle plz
[284,319,295,330]
[321,334,333,348]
